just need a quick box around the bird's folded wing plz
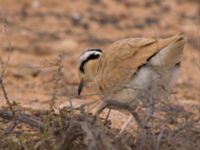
[97,33,185,93]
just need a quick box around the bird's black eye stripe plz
[87,48,102,53]
[79,54,101,73]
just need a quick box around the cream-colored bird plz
[78,33,185,128]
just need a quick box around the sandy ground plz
[0,0,199,129]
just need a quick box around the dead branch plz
[0,109,44,131]
[4,119,19,134]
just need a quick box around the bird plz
[77,33,185,128]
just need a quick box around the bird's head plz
[78,48,102,95]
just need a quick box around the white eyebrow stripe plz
[80,51,102,62]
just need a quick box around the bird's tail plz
[149,33,185,68]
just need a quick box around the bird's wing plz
[96,33,185,94]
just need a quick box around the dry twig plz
[0,15,14,114]
[0,109,44,131]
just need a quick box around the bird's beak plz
[78,79,84,96]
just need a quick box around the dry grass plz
[0,98,200,150]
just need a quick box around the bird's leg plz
[92,99,146,131]
[105,100,143,128]
[130,110,143,128]
[104,108,111,125]
[92,99,127,124]
[92,101,108,124]
[103,100,145,130]
[116,111,145,138]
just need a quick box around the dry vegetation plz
[0,0,200,150]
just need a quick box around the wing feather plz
[96,33,185,95]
